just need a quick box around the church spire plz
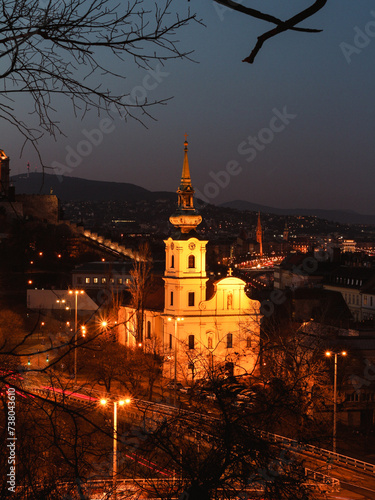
[169,136,202,234]
[180,134,192,190]
[177,135,194,210]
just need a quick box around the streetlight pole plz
[69,290,84,384]
[326,350,347,454]
[100,398,131,499]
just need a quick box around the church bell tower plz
[164,138,208,315]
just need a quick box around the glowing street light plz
[100,398,131,498]
[325,350,347,454]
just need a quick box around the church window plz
[188,292,195,307]
[170,291,174,306]
[188,335,195,350]
[147,321,151,339]
[171,255,174,268]
[188,255,195,268]
[227,333,233,348]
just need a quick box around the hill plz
[220,200,375,226]
[11,173,375,225]
[11,173,175,203]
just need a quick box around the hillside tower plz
[256,211,263,257]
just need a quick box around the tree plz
[128,242,153,344]
[125,375,314,500]
[0,0,197,155]
[212,0,327,63]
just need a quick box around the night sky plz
[4,1,375,215]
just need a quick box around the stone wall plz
[15,194,60,224]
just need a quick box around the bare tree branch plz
[212,0,327,64]
[0,0,198,150]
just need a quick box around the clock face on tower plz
[188,242,196,250]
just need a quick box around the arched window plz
[188,255,195,268]
[188,335,195,350]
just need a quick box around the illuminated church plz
[118,139,261,381]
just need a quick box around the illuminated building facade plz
[118,139,261,381]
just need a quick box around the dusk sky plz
[4,1,375,215]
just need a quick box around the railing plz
[304,468,340,493]
[259,430,375,474]
[28,385,375,478]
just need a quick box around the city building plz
[118,139,261,381]
[71,261,133,292]
[323,267,375,322]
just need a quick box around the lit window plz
[110,278,115,284]
[188,335,195,350]
[118,278,123,284]
[188,292,195,307]
[188,255,195,269]
[101,277,106,284]
[85,278,90,284]
[93,277,99,284]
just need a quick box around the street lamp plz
[168,316,184,406]
[325,350,347,454]
[100,398,131,498]
[69,290,84,383]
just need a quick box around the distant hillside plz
[221,200,375,226]
[11,173,375,226]
[11,173,175,203]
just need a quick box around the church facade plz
[118,139,261,382]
